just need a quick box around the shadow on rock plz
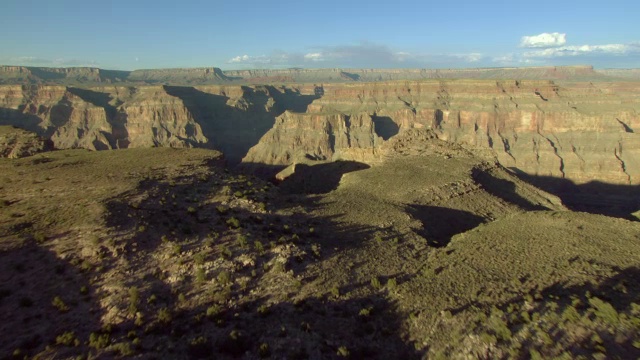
[0,240,102,358]
[372,114,400,140]
[511,169,640,220]
[279,161,371,195]
[164,85,319,165]
[407,205,486,247]
[472,167,550,211]
[178,295,419,359]
[98,157,420,358]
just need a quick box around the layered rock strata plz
[0,80,638,216]
[4,65,640,85]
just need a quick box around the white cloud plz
[524,43,639,58]
[303,52,324,61]
[228,55,250,63]
[456,53,483,62]
[227,54,272,64]
[225,43,423,68]
[520,32,567,48]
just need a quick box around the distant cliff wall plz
[4,65,640,85]
[0,80,638,187]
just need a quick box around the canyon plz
[0,66,639,218]
[2,65,640,359]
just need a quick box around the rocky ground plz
[1,126,639,359]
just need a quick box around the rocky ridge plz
[3,65,640,85]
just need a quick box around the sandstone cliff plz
[0,84,318,163]
[1,79,638,217]
[242,111,382,167]
[305,80,640,186]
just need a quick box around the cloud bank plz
[520,32,567,48]
[524,43,639,58]
[225,43,488,69]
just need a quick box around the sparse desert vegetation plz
[0,131,638,359]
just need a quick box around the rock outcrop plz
[0,125,53,158]
[242,111,382,167]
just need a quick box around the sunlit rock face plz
[0,78,638,191]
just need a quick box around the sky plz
[0,0,638,70]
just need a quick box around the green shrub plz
[89,332,110,349]
[226,217,240,228]
[257,304,270,316]
[217,271,232,285]
[194,252,206,265]
[219,245,232,259]
[311,244,321,258]
[370,277,382,289]
[206,304,221,319]
[128,287,140,315]
[359,307,372,317]
[112,342,135,356]
[33,232,47,243]
[337,346,350,357]
[52,296,69,312]
[196,267,206,284]
[589,297,619,326]
[386,278,397,291]
[216,206,227,215]
[213,287,232,304]
[146,294,157,305]
[157,307,172,324]
[487,315,512,341]
[561,305,581,322]
[258,342,271,358]
[172,243,182,256]
[254,241,265,255]
[219,330,249,356]
[236,234,248,248]
[56,331,79,346]
[188,336,212,358]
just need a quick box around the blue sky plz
[1,0,638,70]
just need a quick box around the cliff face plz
[1,80,638,186]
[0,79,638,215]
[0,66,130,84]
[0,85,208,150]
[305,80,640,186]
[4,65,640,85]
[242,111,381,166]
[0,84,318,162]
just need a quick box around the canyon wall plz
[0,84,318,163]
[4,65,640,85]
[0,79,638,215]
[302,80,640,186]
